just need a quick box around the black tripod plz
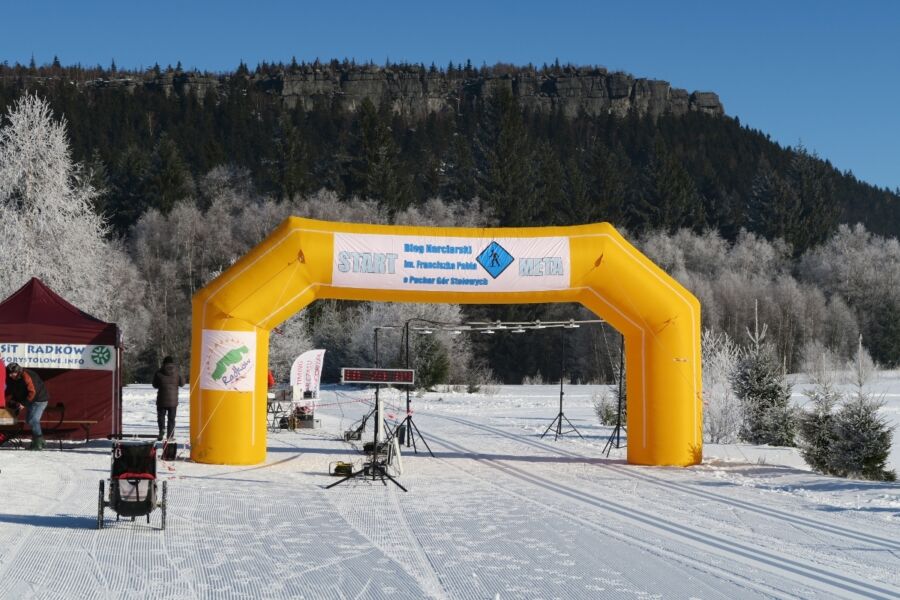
[329,328,407,491]
[392,387,434,456]
[394,320,434,456]
[328,387,407,491]
[602,337,627,457]
[541,328,584,441]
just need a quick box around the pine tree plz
[788,147,839,252]
[351,99,409,213]
[442,134,477,201]
[827,392,896,481]
[748,158,800,246]
[107,144,152,234]
[731,304,796,446]
[797,383,840,472]
[866,300,900,367]
[563,156,590,223]
[631,136,703,232]
[475,89,537,225]
[534,141,566,224]
[748,149,839,255]
[414,336,451,390]
[587,141,627,225]
[272,116,310,200]
[146,134,194,214]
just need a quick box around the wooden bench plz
[44,420,99,448]
[0,403,97,449]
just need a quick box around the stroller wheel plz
[160,480,168,531]
[97,480,105,530]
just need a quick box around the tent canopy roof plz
[0,278,118,345]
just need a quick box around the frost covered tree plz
[268,313,313,382]
[0,93,148,352]
[798,337,894,481]
[846,339,877,388]
[128,180,497,377]
[797,382,841,473]
[799,224,900,366]
[637,228,859,371]
[731,307,796,446]
[701,329,742,443]
[828,341,894,480]
[130,176,289,372]
[796,339,843,471]
[827,392,895,481]
[592,386,625,426]
[0,94,106,306]
[800,339,841,388]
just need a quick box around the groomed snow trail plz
[0,384,897,599]
[423,413,900,599]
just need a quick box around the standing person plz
[6,363,50,450]
[152,356,184,441]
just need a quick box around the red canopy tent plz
[0,277,122,439]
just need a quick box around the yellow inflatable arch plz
[190,218,702,466]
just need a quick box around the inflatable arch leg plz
[190,219,701,466]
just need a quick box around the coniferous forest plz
[1,59,899,383]
[1,60,897,243]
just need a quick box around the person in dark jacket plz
[6,362,50,450]
[152,356,184,441]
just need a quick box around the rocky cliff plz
[76,65,724,120]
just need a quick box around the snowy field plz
[1,378,899,599]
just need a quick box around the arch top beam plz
[190,218,701,466]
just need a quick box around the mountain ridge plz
[2,62,723,120]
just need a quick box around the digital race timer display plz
[340,368,415,385]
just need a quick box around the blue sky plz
[2,0,898,191]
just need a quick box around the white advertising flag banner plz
[332,233,570,293]
[199,330,256,392]
[290,349,326,395]
[0,342,116,371]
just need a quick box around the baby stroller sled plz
[97,440,168,530]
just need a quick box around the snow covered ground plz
[1,378,899,599]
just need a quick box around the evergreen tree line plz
[1,61,898,251]
[702,321,895,482]
[3,88,900,390]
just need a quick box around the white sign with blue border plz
[0,342,116,371]
[332,233,570,292]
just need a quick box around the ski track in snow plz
[435,413,900,553]
[0,383,898,599]
[422,412,900,599]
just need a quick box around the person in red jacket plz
[6,363,50,450]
